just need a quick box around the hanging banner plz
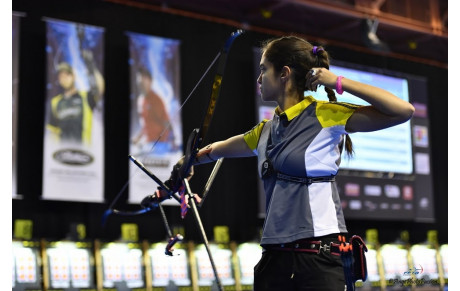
[42,18,105,202]
[127,32,182,204]
[12,12,23,198]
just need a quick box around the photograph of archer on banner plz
[132,66,178,153]
[129,33,182,156]
[42,19,105,203]
[127,32,182,204]
[45,22,104,146]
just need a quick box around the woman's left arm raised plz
[308,67,415,132]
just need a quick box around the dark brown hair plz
[261,36,353,157]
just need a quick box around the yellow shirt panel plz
[316,101,359,128]
[243,119,269,151]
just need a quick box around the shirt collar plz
[274,96,316,121]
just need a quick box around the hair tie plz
[312,46,323,55]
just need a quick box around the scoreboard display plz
[45,241,95,289]
[12,240,42,290]
[194,243,235,287]
[100,242,145,289]
[148,242,191,288]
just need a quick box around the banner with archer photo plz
[42,18,105,202]
[127,32,182,205]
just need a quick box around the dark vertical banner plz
[12,12,22,198]
[42,19,105,202]
[126,32,182,204]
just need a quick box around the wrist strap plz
[336,76,344,95]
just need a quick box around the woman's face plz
[257,53,281,102]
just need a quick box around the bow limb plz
[177,29,244,185]
[201,30,244,140]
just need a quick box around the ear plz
[280,66,291,83]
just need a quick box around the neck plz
[277,91,303,112]
[276,77,303,112]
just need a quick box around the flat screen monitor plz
[45,241,95,289]
[309,66,412,174]
[253,49,435,222]
[148,242,191,287]
[100,242,145,289]
[379,244,409,283]
[409,244,439,281]
[12,240,42,290]
[194,243,235,287]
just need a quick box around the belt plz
[276,173,336,185]
[263,240,341,256]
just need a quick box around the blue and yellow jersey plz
[47,91,94,144]
[244,96,360,245]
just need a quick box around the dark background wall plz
[12,0,448,245]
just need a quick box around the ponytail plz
[344,134,354,158]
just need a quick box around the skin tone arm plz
[306,67,415,133]
[170,134,254,169]
[194,134,255,165]
[156,134,252,197]
[159,135,253,205]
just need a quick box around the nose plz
[257,73,262,84]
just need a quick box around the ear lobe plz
[280,66,290,82]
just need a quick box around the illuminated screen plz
[194,244,235,287]
[149,242,191,287]
[309,65,413,174]
[100,243,145,288]
[257,65,412,174]
[45,241,95,288]
[13,241,42,290]
[379,244,409,281]
[409,244,439,280]
[253,48,435,222]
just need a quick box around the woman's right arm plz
[157,134,253,197]
[194,134,255,165]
